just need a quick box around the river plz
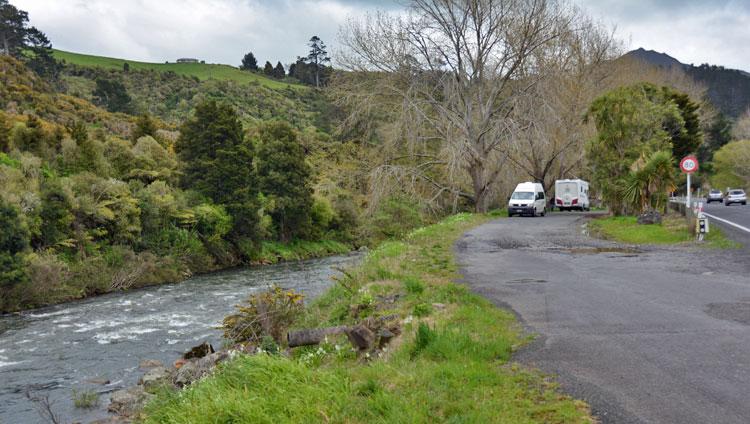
[0,253,361,424]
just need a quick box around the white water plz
[0,254,360,423]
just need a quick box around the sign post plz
[680,156,699,209]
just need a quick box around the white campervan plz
[508,182,546,217]
[554,179,590,211]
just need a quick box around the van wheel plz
[541,208,546,217]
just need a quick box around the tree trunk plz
[469,164,489,213]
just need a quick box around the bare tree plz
[505,14,622,192]
[337,0,587,212]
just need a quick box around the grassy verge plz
[53,49,302,90]
[143,214,592,423]
[589,215,740,248]
[257,239,351,264]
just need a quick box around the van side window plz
[536,192,545,200]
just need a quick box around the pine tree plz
[255,121,313,241]
[305,36,331,88]
[263,61,274,77]
[0,199,28,287]
[240,52,258,71]
[176,101,259,240]
[273,61,285,79]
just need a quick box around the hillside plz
[623,48,750,118]
[53,49,301,90]
[0,55,377,313]
[55,51,331,130]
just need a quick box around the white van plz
[554,179,590,211]
[508,182,546,217]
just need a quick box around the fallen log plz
[287,326,349,347]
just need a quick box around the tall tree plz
[255,121,313,241]
[175,100,259,240]
[712,140,750,189]
[273,61,285,79]
[587,83,684,214]
[240,51,258,71]
[0,0,58,79]
[337,0,586,212]
[263,61,274,76]
[305,36,330,88]
[0,199,28,288]
[665,88,703,160]
[0,0,47,56]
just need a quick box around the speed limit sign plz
[680,156,699,174]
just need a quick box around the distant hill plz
[626,48,683,69]
[623,48,750,118]
[53,49,301,90]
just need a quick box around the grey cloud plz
[12,0,750,71]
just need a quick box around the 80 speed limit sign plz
[680,156,699,174]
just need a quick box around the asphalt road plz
[456,213,750,424]
[702,201,750,247]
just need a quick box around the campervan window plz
[511,192,534,200]
[558,182,577,195]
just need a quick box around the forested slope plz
[0,55,390,313]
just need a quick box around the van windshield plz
[511,192,534,200]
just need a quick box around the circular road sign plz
[680,156,699,174]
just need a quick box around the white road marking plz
[702,212,750,234]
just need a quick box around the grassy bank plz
[589,215,739,248]
[53,49,301,90]
[143,214,592,423]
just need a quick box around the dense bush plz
[0,200,29,288]
[366,196,424,241]
[222,286,305,344]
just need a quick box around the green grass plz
[53,49,303,90]
[143,213,593,423]
[257,239,351,263]
[589,215,740,248]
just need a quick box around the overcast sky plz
[13,0,750,71]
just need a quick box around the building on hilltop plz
[176,58,199,63]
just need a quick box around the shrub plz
[413,303,432,317]
[0,200,29,288]
[366,196,423,241]
[72,389,99,409]
[402,276,425,295]
[222,285,305,344]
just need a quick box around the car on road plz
[725,189,747,206]
[706,189,724,203]
[508,182,546,217]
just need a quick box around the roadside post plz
[680,156,699,210]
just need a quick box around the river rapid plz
[0,253,360,424]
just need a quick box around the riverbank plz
[141,214,593,423]
[1,239,351,314]
[0,253,360,424]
